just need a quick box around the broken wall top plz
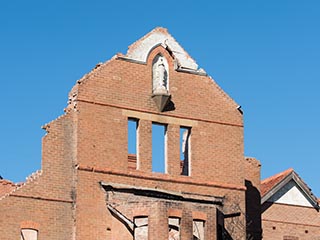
[125,27,201,72]
[64,27,244,185]
[66,27,241,123]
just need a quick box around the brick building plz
[2,27,306,240]
[261,169,320,240]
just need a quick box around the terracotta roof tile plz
[260,168,293,197]
[0,179,18,197]
[0,170,42,201]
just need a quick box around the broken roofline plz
[100,182,224,206]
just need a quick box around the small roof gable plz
[124,27,203,73]
[261,169,319,210]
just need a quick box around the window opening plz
[168,217,180,240]
[152,123,167,173]
[193,220,205,240]
[21,229,38,240]
[128,119,138,169]
[180,127,191,176]
[134,217,148,240]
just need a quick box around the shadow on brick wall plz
[245,180,262,240]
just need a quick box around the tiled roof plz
[260,168,293,197]
[0,179,18,198]
[0,170,42,201]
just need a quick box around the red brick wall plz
[0,112,76,240]
[0,37,249,240]
[245,157,262,239]
[74,169,246,240]
[74,45,244,185]
[262,203,320,240]
[0,196,73,240]
[71,45,247,239]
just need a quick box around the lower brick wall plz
[0,195,73,240]
[262,219,320,240]
[262,203,320,240]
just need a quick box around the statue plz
[153,55,168,93]
[151,55,171,112]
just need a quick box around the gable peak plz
[124,27,204,74]
[261,168,319,210]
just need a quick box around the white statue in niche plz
[152,55,169,94]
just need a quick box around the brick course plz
[262,203,320,240]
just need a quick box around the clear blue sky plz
[1,1,319,196]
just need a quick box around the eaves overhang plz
[261,171,319,210]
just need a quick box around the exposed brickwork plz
[245,157,262,239]
[262,203,320,240]
[73,54,244,184]
[0,112,76,240]
[0,194,73,240]
[0,27,250,239]
[20,220,40,230]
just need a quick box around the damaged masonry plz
[0,27,259,240]
[101,182,241,240]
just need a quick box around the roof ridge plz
[260,168,293,197]
[261,168,293,184]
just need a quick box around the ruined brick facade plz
[2,27,317,240]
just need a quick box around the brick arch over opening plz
[20,221,40,231]
[146,45,176,70]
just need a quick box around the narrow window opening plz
[180,127,191,176]
[193,220,205,240]
[128,118,138,170]
[21,229,38,240]
[134,217,148,240]
[152,123,167,173]
[168,217,180,240]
